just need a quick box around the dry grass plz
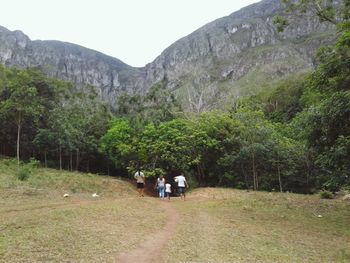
[1,158,349,262]
[0,197,166,262]
[0,159,167,262]
[165,188,350,263]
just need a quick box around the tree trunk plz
[16,112,22,165]
[305,154,311,187]
[59,145,62,170]
[75,148,80,171]
[277,162,283,192]
[196,165,202,186]
[199,164,205,186]
[275,152,283,192]
[252,152,258,190]
[70,151,73,171]
[44,151,47,168]
[152,156,158,169]
[241,164,249,190]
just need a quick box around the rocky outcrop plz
[143,0,335,110]
[0,0,336,110]
[0,26,145,106]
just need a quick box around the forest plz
[0,1,349,193]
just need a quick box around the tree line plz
[0,66,111,172]
[0,0,349,192]
[100,0,350,192]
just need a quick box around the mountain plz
[142,0,335,111]
[0,26,145,106]
[0,0,335,110]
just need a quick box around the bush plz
[3,158,19,166]
[142,168,165,179]
[17,167,31,181]
[28,158,40,168]
[186,174,198,190]
[236,182,247,190]
[340,186,350,194]
[319,190,333,199]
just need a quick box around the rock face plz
[0,0,335,110]
[0,26,145,106]
[142,0,335,111]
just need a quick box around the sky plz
[1,0,259,67]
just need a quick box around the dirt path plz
[116,200,179,263]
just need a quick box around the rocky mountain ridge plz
[0,0,335,110]
[0,25,145,106]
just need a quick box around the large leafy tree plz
[139,119,192,174]
[100,118,135,170]
[186,111,237,186]
[268,123,306,192]
[275,0,350,190]
[306,25,350,190]
[34,86,111,171]
[0,69,45,163]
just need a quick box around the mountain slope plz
[0,0,335,110]
[143,0,335,110]
[0,25,145,106]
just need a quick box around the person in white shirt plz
[174,174,189,201]
[134,169,145,197]
[165,182,172,200]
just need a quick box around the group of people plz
[134,169,189,200]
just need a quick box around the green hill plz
[0,157,135,199]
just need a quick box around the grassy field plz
[166,188,350,263]
[0,159,167,262]
[1,158,349,262]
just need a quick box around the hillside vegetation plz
[0,158,134,197]
[0,1,349,193]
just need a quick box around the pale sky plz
[1,0,259,67]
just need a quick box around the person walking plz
[165,182,172,200]
[155,175,165,199]
[174,173,189,201]
[134,169,145,197]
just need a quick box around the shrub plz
[236,182,247,190]
[17,167,31,181]
[3,158,19,166]
[28,158,40,168]
[186,174,198,190]
[142,168,165,179]
[340,186,350,195]
[319,190,333,199]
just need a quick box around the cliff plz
[0,0,335,110]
